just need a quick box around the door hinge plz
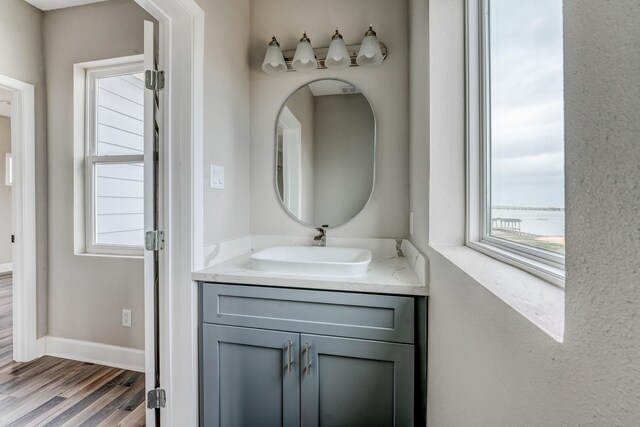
[147,388,166,409]
[145,230,164,251]
[145,70,165,91]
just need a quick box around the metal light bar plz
[281,42,388,72]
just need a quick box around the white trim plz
[132,0,204,425]
[37,337,46,357]
[278,106,302,217]
[0,74,37,363]
[43,336,145,372]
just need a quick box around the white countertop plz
[192,254,429,296]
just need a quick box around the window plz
[84,61,145,255]
[467,0,565,284]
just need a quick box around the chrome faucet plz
[313,227,326,247]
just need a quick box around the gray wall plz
[0,0,48,338]
[201,0,251,246]
[250,0,409,238]
[313,94,374,227]
[408,0,429,249]
[0,117,11,265]
[283,86,315,224]
[43,0,153,349]
[416,0,640,425]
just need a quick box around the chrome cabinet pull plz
[287,340,293,373]
[304,343,311,374]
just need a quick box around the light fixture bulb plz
[356,25,384,67]
[325,29,351,69]
[292,32,318,71]
[261,36,287,74]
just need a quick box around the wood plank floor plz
[0,273,146,426]
[0,273,13,369]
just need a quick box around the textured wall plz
[250,0,409,239]
[0,0,48,337]
[423,0,640,425]
[43,0,153,349]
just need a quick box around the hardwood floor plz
[0,273,12,369]
[0,273,146,426]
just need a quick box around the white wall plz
[0,0,48,338]
[200,0,251,246]
[43,0,153,349]
[0,117,11,265]
[417,0,640,425]
[250,0,409,238]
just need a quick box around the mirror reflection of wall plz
[276,80,375,228]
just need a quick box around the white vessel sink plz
[250,246,372,278]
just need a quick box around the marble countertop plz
[192,254,429,296]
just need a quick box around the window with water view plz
[486,0,565,255]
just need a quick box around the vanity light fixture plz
[356,25,384,67]
[292,32,318,71]
[325,29,350,69]
[261,27,388,74]
[261,36,287,74]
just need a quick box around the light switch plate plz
[210,164,224,189]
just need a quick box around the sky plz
[489,0,565,209]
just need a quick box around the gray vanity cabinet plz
[201,324,301,427]
[300,334,414,427]
[200,283,419,427]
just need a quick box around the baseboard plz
[37,337,46,357]
[0,263,13,274]
[43,336,145,372]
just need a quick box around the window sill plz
[75,251,143,260]
[429,244,565,342]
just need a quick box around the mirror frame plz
[274,78,377,229]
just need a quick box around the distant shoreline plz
[492,206,565,211]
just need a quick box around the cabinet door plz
[201,324,300,427]
[300,334,414,427]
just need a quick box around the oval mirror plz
[275,79,376,228]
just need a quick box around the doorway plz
[0,75,37,365]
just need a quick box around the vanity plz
[196,78,427,426]
[196,257,427,427]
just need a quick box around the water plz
[491,208,565,237]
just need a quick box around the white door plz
[143,19,163,427]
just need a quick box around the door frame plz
[0,74,37,363]
[133,0,204,425]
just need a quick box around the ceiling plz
[0,88,11,118]
[24,0,108,11]
[308,80,360,97]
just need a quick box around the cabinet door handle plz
[287,340,293,373]
[304,343,311,374]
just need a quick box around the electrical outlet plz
[210,164,225,189]
[122,309,132,328]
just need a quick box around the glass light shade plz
[292,33,318,71]
[262,37,287,74]
[356,26,384,67]
[325,30,350,69]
